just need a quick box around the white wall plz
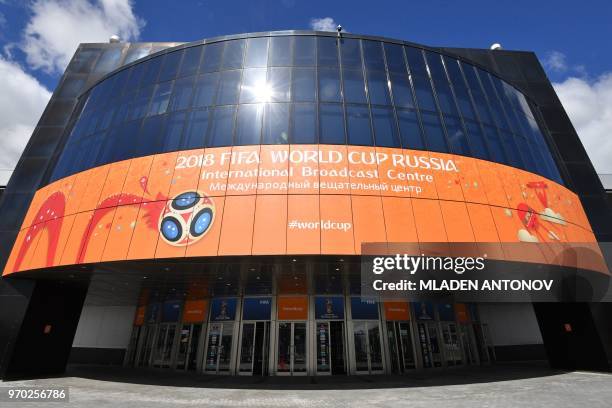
[72,274,141,349]
[478,303,543,346]
[72,305,136,349]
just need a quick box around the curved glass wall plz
[49,34,562,184]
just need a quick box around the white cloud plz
[0,57,51,183]
[21,0,144,74]
[310,17,338,32]
[553,73,612,174]
[543,51,568,73]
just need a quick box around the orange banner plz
[3,145,601,276]
[277,296,308,320]
[383,301,411,320]
[182,299,209,323]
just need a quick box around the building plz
[1,31,611,379]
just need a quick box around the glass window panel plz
[158,51,183,83]
[69,48,99,73]
[111,94,132,125]
[179,46,203,77]
[93,48,123,73]
[140,57,162,87]
[240,68,268,103]
[346,105,373,146]
[342,68,367,104]
[517,136,537,172]
[148,81,173,116]
[245,37,269,67]
[268,67,291,102]
[372,107,400,147]
[292,103,317,143]
[318,67,341,102]
[183,109,210,149]
[319,103,345,144]
[472,91,495,125]
[444,57,477,120]
[96,107,115,131]
[207,105,236,147]
[222,39,245,70]
[162,112,187,152]
[464,121,489,160]
[114,120,141,161]
[411,75,436,112]
[109,69,130,97]
[169,76,195,111]
[201,43,224,72]
[292,67,316,102]
[235,104,263,145]
[443,116,470,155]
[123,64,145,95]
[389,72,415,109]
[124,45,151,65]
[216,70,242,105]
[269,37,293,66]
[397,109,425,150]
[421,112,448,152]
[366,70,391,105]
[129,85,154,120]
[263,103,290,144]
[405,47,427,77]
[317,37,339,66]
[294,36,315,66]
[363,40,385,71]
[340,38,362,69]
[136,114,166,156]
[193,72,219,107]
[484,126,507,163]
[384,43,407,74]
[500,131,524,168]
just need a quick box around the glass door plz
[417,322,443,368]
[459,324,478,365]
[386,321,416,373]
[276,322,307,375]
[137,325,156,367]
[441,322,463,366]
[353,321,384,374]
[151,323,177,368]
[239,321,270,375]
[204,322,234,374]
[176,324,201,370]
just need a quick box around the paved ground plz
[2,364,612,407]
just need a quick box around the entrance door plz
[176,324,202,370]
[137,325,156,367]
[416,322,443,368]
[353,321,384,374]
[276,322,307,375]
[386,321,415,373]
[459,324,479,365]
[151,323,177,368]
[204,322,234,374]
[238,321,270,375]
[441,322,463,366]
[316,321,346,375]
[125,326,142,367]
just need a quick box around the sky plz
[1,0,611,183]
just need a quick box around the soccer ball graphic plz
[158,191,215,246]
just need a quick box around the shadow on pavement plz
[49,362,572,390]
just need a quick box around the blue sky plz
[0,0,611,178]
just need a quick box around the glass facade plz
[49,35,562,184]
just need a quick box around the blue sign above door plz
[413,301,434,320]
[242,297,272,320]
[210,298,237,321]
[350,297,379,320]
[315,296,344,319]
[162,300,182,322]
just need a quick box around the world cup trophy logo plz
[158,191,215,246]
